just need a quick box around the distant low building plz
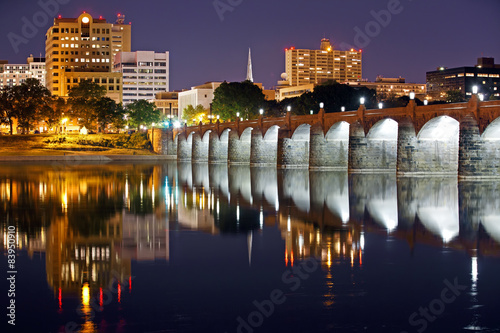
[178,82,223,119]
[346,76,426,100]
[0,55,46,88]
[276,83,315,101]
[426,57,500,101]
[150,91,179,119]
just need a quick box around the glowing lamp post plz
[378,102,383,109]
[360,97,365,105]
[409,92,415,100]
[424,99,428,106]
[479,94,484,101]
[472,85,478,94]
[310,110,313,115]
[259,108,264,115]
[287,106,291,112]
[341,106,345,112]
[319,102,324,109]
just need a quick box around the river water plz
[1,161,499,333]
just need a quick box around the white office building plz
[114,51,169,104]
[0,56,46,88]
[178,82,222,119]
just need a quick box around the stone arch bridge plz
[150,96,500,178]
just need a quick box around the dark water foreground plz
[1,161,499,333]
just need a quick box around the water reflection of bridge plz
[174,162,500,257]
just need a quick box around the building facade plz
[45,12,131,102]
[0,56,46,88]
[150,92,179,119]
[346,76,426,100]
[178,82,222,119]
[285,38,362,86]
[426,58,500,101]
[114,51,169,105]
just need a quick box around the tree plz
[95,97,126,132]
[41,96,67,132]
[280,81,377,114]
[68,80,106,130]
[0,86,16,135]
[12,78,52,134]
[182,104,208,125]
[445,89,464,103]
[125,100,161,129]
[212,80,267,121]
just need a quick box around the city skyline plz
[0,0,499,91]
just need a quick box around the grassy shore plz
[0,133,156,156]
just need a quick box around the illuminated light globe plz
[82,16,90,24]
[409,92,415,100]
[378,103,383,109]
[424,99,428,106]
[259,109,264,115]
[341,106,345,112]
[479,94,484,101]
[472,86,478,94]
[319,102,324,108]
[360,97,365,105]
[173,121,181,128]
[287,106,291,112]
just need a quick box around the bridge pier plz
[228,128,252,164]
[349,121,397,172]
[208,130,229,164]
[309,123,349,169]
[177,133,193,161]
[250,126,278,166]
[277,124,310,169]
[459,115,500,178]
[397,116,459,175]
[192,132,209,162]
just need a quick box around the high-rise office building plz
[45,12,131,102]
[284,38,362,86]
[114,51,169,105]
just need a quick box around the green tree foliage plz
[42,97,67,132]
[13,78,52,134]
[182,104,208,125]
[280,82,377,114]
[68,80,106,130]
[95,97,126,132]
[212,80,267,121]
[0,86,16,134]
[125,100,161,129]
[445,89,465,103]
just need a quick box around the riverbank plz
[0,133,158,157]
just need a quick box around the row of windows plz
[122,69,166,73]
[123,76,167,80]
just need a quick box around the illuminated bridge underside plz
[151,97,500,177]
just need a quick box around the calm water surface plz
[1,161,500,333]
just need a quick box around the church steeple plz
[246,48,253,82]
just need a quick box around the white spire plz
[246,48,253,82]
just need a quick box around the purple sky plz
[1,0,499,91]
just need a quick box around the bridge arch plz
[349,119,398,172]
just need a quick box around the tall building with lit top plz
[284,38,362,86]
[45,12,131,102]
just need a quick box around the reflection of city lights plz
[82,283,90,306]
[327,248,332,268]
[99,288,103,307]
[471,256,478,284]
[360,232,365,250]
[236,205,240,221]
[259,210,263,229]
[61,192,68,212]
[287,216,291,232]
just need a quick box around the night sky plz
[0,0,499,91]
